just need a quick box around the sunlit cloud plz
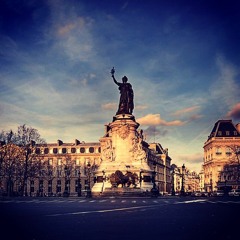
[226,102,240,120]
[57,17,88,36]
[137,114,186,126]
[172,106,200,116]
[135,105,148,110]
[101,103,117,111]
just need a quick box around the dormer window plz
[218,131,222,136]
[226,131,230,136]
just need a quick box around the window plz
[234,131,238,136]
[57,170,62,177]
[35,148,41,154]
[48,159,53,165]
[57,186,61,193]
[89,147,94,153]
[57,159,62,166]
[44,148,49,154]
[80,147,85,153]
[76,159,80,166]
[218,131,222,136]
[71,148,76,153]
[62,148,67,154]
[216,147,222,155]
[53,148,58,154]
[226,147,232,155]
[226,131,230,136]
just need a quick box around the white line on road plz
[46,204,158,217]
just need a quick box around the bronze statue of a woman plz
[111,67,134,115]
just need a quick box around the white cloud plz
[137,114,186,126]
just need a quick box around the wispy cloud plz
[101,103,117,111]
[137,114,186,126]
[226,102,240,120]
[210,56,240,108]
[172,106,200,116]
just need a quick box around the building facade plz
[0,138,172,197]
[203,120,240,192]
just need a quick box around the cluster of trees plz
[219,145,240,184]
[0,124,45,196]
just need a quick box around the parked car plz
[212,190,224,196]
[200,191,208,197]
[228,189,240,197]
[191,191,201,197]
[191,191,208,197]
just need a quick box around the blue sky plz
[0,0,240,172]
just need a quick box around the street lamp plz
[101,170,105,194]
[180,164,185,196]
[152,162,157,189]
[77,168,82,197]
[86,162,92,198]
[151,162,159,197]
[171,169,175,196]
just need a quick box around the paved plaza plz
[1,196,240,240]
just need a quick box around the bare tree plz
[0,125,45,196]
[228,145,240,182]
[0,143,23,196]
[15,124,45,196]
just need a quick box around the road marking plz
[173,199,207,204]
[78,200,86,203]
[99,200,107,202]
[46,204,158,217]
[132,200,136,203]
[121,200,126,203]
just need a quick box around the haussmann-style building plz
[203,119,240,193]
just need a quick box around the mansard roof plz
[208,119,240,140]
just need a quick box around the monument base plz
[92,112,155,197]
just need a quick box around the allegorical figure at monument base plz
[111,67,134,115]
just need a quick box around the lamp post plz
[101,170,105,194]
[180,164,185,196]
[77,168,81,197]
[152,163,156,189]
[171,169,175,196]
[139,171,143,188]
[151,162,159,197]
[86,162,92,198]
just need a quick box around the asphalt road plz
[0,196,240,240]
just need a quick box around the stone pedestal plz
[92,114,154,196]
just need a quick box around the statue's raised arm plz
[111,67,120,86]
[111,67,134,115]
